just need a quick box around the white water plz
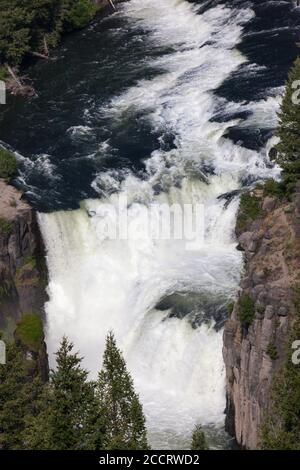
[39,0,280,449]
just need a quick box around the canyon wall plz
[0,179,48,379]
[223,186,300,449]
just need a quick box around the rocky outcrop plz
[0,179,48,379]
[223,186,300,449]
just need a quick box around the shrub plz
[227,301,235,316]
[0,148,18,179]
[0,280,13,299]
[267,342,278,360]
[238,294,255,326]
[0,217,12,235]
[65,0,98,31]
[191,425,209,450]
[15,314,44,352]
[263,179,285,198]
[0,66,8,81]
[236,193,262,232]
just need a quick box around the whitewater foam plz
[39,0,280,449]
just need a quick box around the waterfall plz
[38,0,280,449]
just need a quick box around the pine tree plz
[25,336,95,450]
[0,1,99,66]
[0,1,33,65]
[93,332,149,450]
[0,342,43,449]
[276,57,300,193]
[191,424,209,450]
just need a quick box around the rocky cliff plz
[0,179,48,380]
[223,185,300,449]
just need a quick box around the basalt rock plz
[223,187,300,449]
[0,179,48,380]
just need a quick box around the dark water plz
[0,0,300,211]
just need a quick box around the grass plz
[0,217,12,236]
[236,193,263,232]
[15,313,44,352]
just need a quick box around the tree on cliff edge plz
[24,336,95,450]
[276,57,300,193]
[91,332,150,450]
[0,342,42,449]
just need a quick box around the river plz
[1,0,300,450]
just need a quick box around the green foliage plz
[227,301,235,316]
[236,193,262,231]
[0,0,99,66]
[94,332,149,450]
[0,279,13,299]
[15,314,44,352]
[0,1,32,65]
[2,332,150,450]
[25,336,96,450]
[16,255,37,280]
[0,217,12,236]
[65,0,98,31]
[0,65,8,80]
[275,57,300,194]
[0,342,43,449]
[262,179,285,198]
[266,342,278,361]
[237,294,255,327]
[191,424,209,450]
[260,287,300,449]
[0,148,18,179]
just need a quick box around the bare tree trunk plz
[108,0,116,11]
[43,36,49,57]
[6,64,22,87]
[5,64,36,97]
[30,51,50,60]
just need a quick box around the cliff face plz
[0,179,48,379]
[223,186,300,449]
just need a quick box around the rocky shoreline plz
[223,186,300,448]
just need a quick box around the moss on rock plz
[15,313,44,352]
[0,148,17,179]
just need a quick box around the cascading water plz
[1,0,298,450]
[37,0,280,449]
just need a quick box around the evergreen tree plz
[93,332,149,450]
[276,57,300,193]
[0,1,32,65]
[0,0,99,66]
[191,424,209,450]
[63,0,98,31]
[25,336,95,450]
[0,342,43,449]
